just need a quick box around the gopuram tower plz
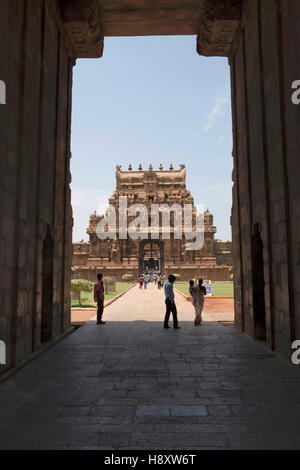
[72,165,232,281]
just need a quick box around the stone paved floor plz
[1,284,300,449]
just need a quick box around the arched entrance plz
[2,0,300,370]
[139,240,164,274]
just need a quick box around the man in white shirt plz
[144,273,150,289]
[164,274,180,329]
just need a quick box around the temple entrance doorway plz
[139,241,164,274]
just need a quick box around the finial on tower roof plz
[90,210,98,221]
[149,164,153,171]
[138,164,142,171]
[128,164,132,171]
[169,164,173,170]
[159,164,163,170]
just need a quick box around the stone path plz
[71,282,234,324]
[96,282,234,323]
[0,284,300,449]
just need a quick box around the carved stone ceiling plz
[60,0,243,58]
[99,0,206,36]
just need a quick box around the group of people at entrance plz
[163,275,206,328]
[138,272,166,290]
[93,273,206,327]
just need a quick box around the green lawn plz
[71,282,134,308]
[175,282,234,297]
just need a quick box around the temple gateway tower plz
[72,165,232,281]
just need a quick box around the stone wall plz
[230,0,300,356]
[72,263,232,283]
[0,0,73,373]
[214,241,233,266]
[165,266,232,282]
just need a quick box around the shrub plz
[173,274,182,281]
[122,273,134,282]
[71,279,93,306]
[103,276,116,293]
[229,273,234,281]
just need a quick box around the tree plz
[122,273,134,282]
[71,279,93,306]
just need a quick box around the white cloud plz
[204,96,229,132]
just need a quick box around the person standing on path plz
[94,273,106,325]
[189,278,206,325]
[144,273,150,289]
[164,274,180,329]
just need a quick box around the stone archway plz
[139,240,164,275]
[1,0,300,372]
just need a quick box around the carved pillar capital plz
[60,0,104,58]
[197,0,242,57]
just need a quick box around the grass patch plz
[175,282,234,297]
[71,303,97,308]
[71,282,134,307]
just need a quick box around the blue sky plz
[71,35,233,242]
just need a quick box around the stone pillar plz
[198,0,300,357]
[0,0,78,373]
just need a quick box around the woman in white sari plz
[189,279,206,325]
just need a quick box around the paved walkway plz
[71,283,234,324]
[1,284,300,449]
[95,282,234,323]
